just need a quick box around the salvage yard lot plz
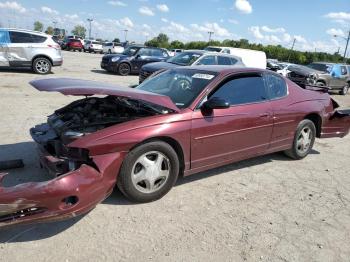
[0,51,350,262]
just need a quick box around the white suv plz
[84,40,103,53]
[0,28,63,74]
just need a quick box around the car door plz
[263,73,296,151]
[191,73,273,170]
[0,29,10,67]
[132,47,152,71]
[7,31,33,67]
[338,66,349,87]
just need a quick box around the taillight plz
[48,44,61,50]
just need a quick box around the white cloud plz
[161,18,168,23]
[0,1,26,13]
[156,4,169,13]
[261,26,285,33]
[142,23,151,30]
[283,33,292,42]
[325,12,350,21]
[228,19,239,24]
[235,0,252,14]
[191,22,231,37]
[139,6,154,16]
[41,6,59,15]
[65,14,79,20]
[249,26,264,39]
[294,35,307,44]
[107,1,127,7]
[326,28,345,37]
[120,17,133,28]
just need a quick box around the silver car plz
[0,28,63,74]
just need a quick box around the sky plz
[0,0,349,56]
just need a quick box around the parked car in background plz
[103,42,124,54]
[2,67,350,226]
[66,38,84,52]
[287,62,350,95]
[139,50,245,83]
[204,46,267,69]
[168,49,183,56]
[84,40,103,53]
[101,45,169,76]
[0,28,62,74]
[277,62,294,76]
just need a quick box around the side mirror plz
[135,54,141,59]
[202,97,230,110]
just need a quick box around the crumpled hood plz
[29,78,179,112]
[289,65,324,76]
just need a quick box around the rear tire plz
[32,57,52,74]
[284,119,316,160]
[340,84,349,95]
[117,141,179,203]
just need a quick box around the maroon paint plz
[1,68,349,227]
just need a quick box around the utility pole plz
[87,18,93,39]
[343,30,350,62]
[123,29,128,42]
[208,31,214,42]
[287,38,296,62]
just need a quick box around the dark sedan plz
[1,66,350,226]
[101,45,169,76]
[139,50,245,83]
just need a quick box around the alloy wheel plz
[296,127,312,154]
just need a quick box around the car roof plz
[2,28,49,37]
[179,65,265,73]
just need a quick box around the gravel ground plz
[0,51,350,262]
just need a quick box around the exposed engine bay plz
[30,96,163,176]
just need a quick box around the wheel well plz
[304,113,322,138]
[133,137,185,175]
[316,79,326,85]
[32,55,53,66]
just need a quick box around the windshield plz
[122,46,140,56]
[167,52,202,65]
[307,63,333,73]
[136,69,218,109]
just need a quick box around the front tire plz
[284,119,316,160]
[32,57,52,74]
[117,141,180,203]
[118,63,131,76]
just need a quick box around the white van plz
[204,46,267,69]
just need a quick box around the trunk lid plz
[30,78,180,112]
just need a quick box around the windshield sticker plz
[192,73,215,80]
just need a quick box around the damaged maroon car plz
[1,66,350,227]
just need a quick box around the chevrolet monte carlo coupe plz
[1,66,350,226]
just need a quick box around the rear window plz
[92,41,100,44]
[264,73,287,99]
[9,31,47,43]
[70,39,81,43]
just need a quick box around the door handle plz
[259,113,270,117]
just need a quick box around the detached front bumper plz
[0,147,125,227]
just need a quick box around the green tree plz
[71,25,87,38]
[145,33,170,48]
[113,38,120,43]
[34,21,43,32]
[45,26,54,35]
[170,40,184,49]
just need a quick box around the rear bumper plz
[0,146,125,227]
[321,109,350,138]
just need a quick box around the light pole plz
[208,31,214,42]
[287,38,296,62]
[87,18,93,39]
[123,29,128,42]
[334,30,350,62]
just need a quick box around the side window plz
[222,49,230,54]
[341,66,347,75]
[30,34,47,43]
[209,75,267,105]
[151,49,163,57]
[230,58,238,65]
[9,31,32,43]
[138,48,151,56]
[197,55,216,65]
[0,30,9,44]
[217,56,232,65]
[265,73,287,99]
